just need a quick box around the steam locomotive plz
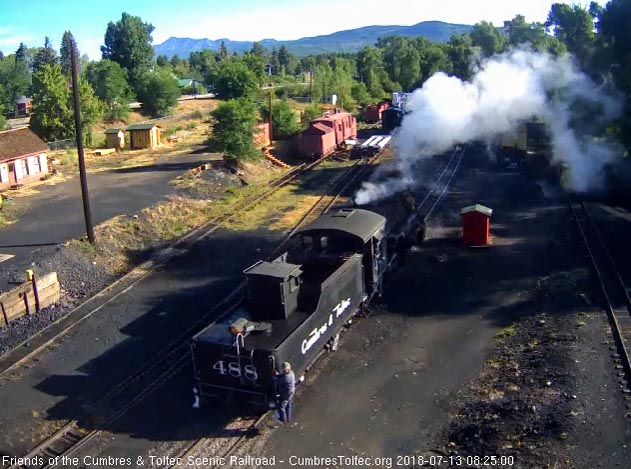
[191,208,388,409]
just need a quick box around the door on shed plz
[7,162,17,186]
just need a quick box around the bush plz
[137,69,180,117]
[301,103,324,128]
[259,99,300,139]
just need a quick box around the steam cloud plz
[355,48,621,205]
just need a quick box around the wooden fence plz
[0,272,60,327]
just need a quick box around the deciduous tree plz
[30,63,102,142]
[546,3,595,66]
[470,21,507,57]
[209,98,259,164]
[0,54,30,115]
[259,99,300,139]
[85,59,132,121]
[211,58,258,99]
[136,68,180,117]
[101,13,155,94]
[30,63,72,140]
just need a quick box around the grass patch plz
[496,324,517,341]
[65,157,354,275]
[57,150,78,167]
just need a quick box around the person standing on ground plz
[275,361,295,424]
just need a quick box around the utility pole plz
[268,89,273,144]
[338,83,343,111]
[309,67,314,104]
[70,37,95,244]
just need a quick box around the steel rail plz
[0,157,326,379]
[6,151,379,469]
[164,150,391,469]
[570,200,631,383]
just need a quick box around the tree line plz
[0,2,628,154]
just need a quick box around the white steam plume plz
[355,48,621,204]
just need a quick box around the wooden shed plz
[104,128,125,150]
[461,204,492,246]
[127,123,161,150]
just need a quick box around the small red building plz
[14,96,33,118]
[461,204,492,246]
[299,123,337,158]
[0,128,49,189]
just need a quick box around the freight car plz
[382,106,404,133]
[496,120,559,181]
[299,111,357,158]
[191,208,387,409]
[365,101,390,123]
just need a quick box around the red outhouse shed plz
[461,204,492,246]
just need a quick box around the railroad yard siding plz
[231,151,631,466]
[0,231,274,457]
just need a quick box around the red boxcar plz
[311,112,357,146]
[461,204,492,246]
[299,123,337,158]
[365,102,390,123]
[299,111,357,158]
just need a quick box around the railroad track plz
[393,146,465,247]
[0,154,332,380]
[161,151,390,469]
[167,413,269,469]
[570,200,631,387]
[5,149,389,469]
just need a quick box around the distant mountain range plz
[153,21,473,58]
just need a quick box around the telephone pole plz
[268,89,273,144]
[70,37,95,244]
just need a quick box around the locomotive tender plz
[191,208,387,409]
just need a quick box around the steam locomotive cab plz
[191,208,387,409]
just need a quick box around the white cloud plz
[0,34,37,48]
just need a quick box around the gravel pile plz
[0,243,114,356]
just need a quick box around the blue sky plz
[0,0,609,60]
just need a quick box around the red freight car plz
[365,102,390,123]
[299,111,357,158]
[299,123,337,158]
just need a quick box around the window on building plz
[20,159,28,177]
[33,156,41,173]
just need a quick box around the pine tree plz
[277,45,291,73]
[15,43,27,63]
[60,31,79,76]
[33,37,58,73]
[218,41,228,61]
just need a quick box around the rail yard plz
[2,25,631,469]
[1,123,631,469]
